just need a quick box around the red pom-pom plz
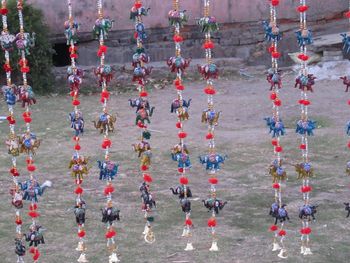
[3,63,11,72]
[271,139,278,146]
[178,132,187,139]
[301,227,312,235]
[209,177,218,184]
[143,174,153,183]
[139,91,148,97]
[179,177,189,185]
[20,66,30,73]
[173,35,183,43]
[104,185,115,195]
[102,138,112,149]
[28,211,39,218]
[99,45,108,54]
[174,79,181,86]
[72,99,80,106]
[23,112,31,118]
[33,251,40,261]
[101,90,110,99]
[73,136,80,142]
[272,183,280,189]
[134,2,142,9]
[7,115,15,125]
[176,85,185,91]
[10,167,19,176]
[297,5,309,13]
[0,8,8,15]
[78,230,86,238]
[141,165,148,171]
[105,230,116,239]
[75,186,83,194]
[18,58,27,67]
[27,165,36,172]
[29,203,38,211]
[301,186,312,193]
[185,219,193,226]
[274,99,282,106]
[207,218,217,227]
[299,99,305,105]
[206,133,214,140]
[270,92,277,100]
[300,144,306,150]
[23,117,32,123]
[268,45,276,53]
[270,225,278,231]
[29,247,36,254]
[275,146,283,152]
[70,53,78,59]
[278,229,286,236]
[271,0,279,6]
[346,11,350,18]
[74,144,81,151]
[203,41,214,49]
[204,86,216,95]
[176,122,182,129]
[178,167,184,173]
[69,46,77,53]
[138,122,146,128]
[15,219,22,225]
[303,100,311,106]
[271,51,281,59]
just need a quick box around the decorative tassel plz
[209,241,219,252]
[77,253,88,263]
[109,252,120,263]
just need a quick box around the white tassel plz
[272,242,281,252]
[76,241,84,252]
[300,246,305,254]
[17,256,24,263]
[209,241,219,252]
[303,247,313,256]
[77,253,88,263]
[278,248,287,259]
[181,227,189,237]
[184,242,194,251]
[142,224,149,235]
[109,252,120,263]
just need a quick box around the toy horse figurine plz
[97,160,119,180]
[18,179,52,202]
[101,206,120,225]
[296,119,316,136]
[295,29,313,47]
[167,56,191,73]
[93,18,114,39]
[93,112,116,134]
[24,224,45,247]
[202,109,221,126]
[6,133,20,156]
[69,154,89,181]
[341,33,350,54]
[295,74,316,92]
[340,76,350,92]
[136,104,155,125]
[15,32,35,55]
[133,141,151,157]
[269,159,287,183]
[15,238,26,257]
[172,152,191,169]
[18,85,36,108]
[269,203,289,225]
[202,198,227,214]
[140,182,156,211]
[130,6,149,20]
[64,20,79,45]
[74,200,86,225]
[19,132,40,155]
[94,65,114,86]
[168,9,188,27]
[198,16,219,33]
[198,63,219,80]
[69,111,84,136]
[199,153,226,171]
[262,21,282,42]
[266,68,282,90]
[299,204,318,221]
[264,117,285,137]
[295,162,314,179]
[170,185,192,199]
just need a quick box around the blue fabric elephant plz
[296,119,316,136]
[199,153,226,171]
[295,29,313,47]
[264,117,285,137]
[171,152,191,169]
[3,86,17,106]
[69,111,84,136]
[135,22,147,41]
[18,179,52,202]
[262,20,281,42]
[97,160,119,180]
[341,33,350,54]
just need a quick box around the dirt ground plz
[1,72,350,263]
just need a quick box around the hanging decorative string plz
[129,0,156,244]
[167,0,194,251]
[0,1,26,262]
[262,0,288,259]
[64,1,89,262]
[15,1,52,262]
[93,1,120,263]
[295,0,316,256]
[198,0,227,252]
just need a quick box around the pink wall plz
[27,0,347,35]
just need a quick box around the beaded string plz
[167,0,194,251]
[295,0,315,256]
[65,1,89,262]
[129,0,156,244]
[93,1,120,262]
[1,1,25,262]
[198,0,225,252]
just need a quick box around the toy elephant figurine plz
[15,238,26,257]
[15,32,35,55]
[93,18,114,39]
[130,6,149,20]
[69,154,89,180]
[202,109,221,126]
[170,185,192,199]
[6,133,20,156]
[68,74,82,93]
[202,198,227,214]
[269,159,287,183]
[97,160,119,180]
[198,63,219,80]
[180,198,191,213]
[266,68,282,90]
[67,66,84,79]
[262,21,282,42]
[341,33,350,54]
[18,85,36,108]
[269,203,289,225]
[19,132,40,155]
[295,162,314,179]
[172,152,191,169]
[18,179,52,203]
[95,65,114,86]
[2,85,18,106]
[129,97,154,112]
[133,141,151,157]
[93,112,116,134]
[132,51,150,67]
[136,105,155,125]
[101,206,120,225]
[199,153,226,171]
[264,117,285,137]
[74,200,86,225]
[295,74,316,92]
[296,28,313,47]
[168,9,188,27]
[299,204,318,221]
[64,20,79,45]
[135,22,147,41]
[24,224,45,247]
[198,16,219,33]
[69,111,84,136]
[167,56,191,73]
[171,98,191,113]
[132,66,153,83]
[140,150,152,167]
[0,32,16,51]
[296,119,316,136]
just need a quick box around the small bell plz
[278,248,287,259]
[303,247,312,256]
[109,252,120,263]
[181,227,189,237]
[144,229,156,244]
[209,241,219,252]
[300,246,305,254]
[272,242,281,252]
[77,253,88,263]
[76,241,84,252]
[184,242,194,251]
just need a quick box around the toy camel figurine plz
[93,112,116,134]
